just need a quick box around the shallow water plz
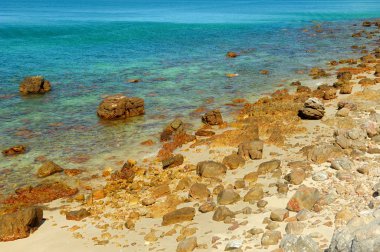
[0,0,379,194]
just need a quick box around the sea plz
[0,0,379,194]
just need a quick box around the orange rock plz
[92,189,106,200]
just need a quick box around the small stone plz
[199,201,216,213]
[243,185,264,203]
[65,209,91,221]
[202,110,223,125]
[257,200,268,208]
[2,145,27,156]
[177,236,197,252]
[261,231,282,246]
[189,183,210,200]
[257,160,281,175]
[287,186,320,212]
[37,161,63,178]
[296,209,313,221]
[225,240,242,251]
[285,168,306,185]
[312,171,328,181]
[196,161,227,178]
[142,198,156,206]
[285,222,305,235]
[247,228,264,235]
[144,231,158,242]
[336,108,350,117]
[270,209,289,222]
[212,206,235,222]
[162,207,195,226]
[243,172,258,183]
[162,154,184,169]
[222,153,245,170]
[266,221,280,230]
[238,140,264,160]
[217,189,240,205]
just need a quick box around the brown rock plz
[162,207,195,226]
[65,208,91,221]
[162,154,184,169]
[160,119,184,142]
[97,94,144,120]
[212,206,235,222]
[309,68,328,79]
[196,161,227,178]
[238,140,263,160]
[2,145,27,156]
[359,78,376,86]
[323,88,337,100]
[37,161,63,178]
[199,201,216,213]
[19,76,51,94]
[189,183,210,200]
[285,168,306,185]
[222,153,245,170]
[0,207,43,241]
[261,231,282,246]
[257,159,281,175]
[243,185,264,202]
[177,236,197,252]
[243,172,258,183]
[195,129,215,137]
[217,189,240,205]
[202,110,223,125]
[339,84,353,94]
[270,209,289,222]
[226,52,239,58]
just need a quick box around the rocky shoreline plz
[1,19,380,251]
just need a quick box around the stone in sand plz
[19,76,51,94]
[222,153,245,170]
[359,78,376,86]
[309,67,328,79]
[212,206,235,222]
[257,159,281,175]
[287,186,320,212]
[270,209,289,222]
[238,140,263,160]
[217,189,240,205]
[243,185,264,203]
[160,118,184,142]
[285,168,306,185]
[261,231,282,246]
[198,201,216,213]
[65,208,91,221]
[0,207,43,241]
[280,234,318,252]
[189,183,210,200]
[307,144,343,164]
[298,98,325,120]
[285,222,306,235]
[177,236,197,252]
[97,94,144,120]
[196,161,227,178]
[201,110,223,125]
[37,161,64,178]
[162,207,195,226]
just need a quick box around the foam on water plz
[0,0,380,194]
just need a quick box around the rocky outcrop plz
[2,145,26,156]
[201,110,223,125]
[97,94,144,120]
[0,207,43,241]
[237,140,263,160]
[328,209,380,252]
[19,76,51,94]
[298,98,325,120]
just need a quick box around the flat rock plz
[196,161,227,178]
[189,183,210,200]
[66,208,91,221]
[222,153,245,170]
[37,161,63,178]
[162,207,195,226]
[217,189,240,205]
[257,159,281,174]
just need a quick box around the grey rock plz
[331,157,355,171]
[280,234,318,252]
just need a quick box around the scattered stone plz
[285,222,306,235]
[36,161,63,178]
[312,171,328,181]
[238,140,264,160]
[285,168,306,185]
[298,98,325,120]
[97,94,144,120]
[162,154,184,169]
[287,186,320,212]
[243,185,264,203]
[212,206,235,222]
[296,209,313,221]
[160,118,184,142]
[202,110,223,125]
[261,231,282,246]
[2,145,26,156]
[243,172,258,183]
[331,157,355,170]
[222,153,245,170]
[257,159,281,175]
[257,200,268,208]
[225,240,242,251]
[280,234,318,252]
[66,208,91,221]
[217,189,240,205]
[0,207,43,241]
[195,129,215,137]
[177,236,197,252]
[19,76,51,94]
[270,209,289,222]
[247,228,264,236]
[196,161,227,178]
[199,201,216,213]
[189,183,210,200]
[307,144,343,164]
[162,207,195,226]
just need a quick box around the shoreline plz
[1,18,380,251]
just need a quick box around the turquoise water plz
[0,0,379,194]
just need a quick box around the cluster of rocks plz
[19,76,51,94]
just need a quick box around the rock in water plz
[298,98,325,120]
[97,94,144,120]
[2,145,26,156]
[287,186,320,212]
[162,207,195,226]
[196,161,227,178]
[19,76,51,94]
[0,207,43,241]
[201,110,224,125]
[37,161,64,178]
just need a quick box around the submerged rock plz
[0,207,43,241]
[97,94,144,120]
[37,161,63,178]
[19,76,51,94]
[2,145,26,156]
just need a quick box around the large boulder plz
[201,110,223,125]
[238,140,263,160]
[298,98,325,120]
[97,94,144,120]
[196,161,227,178]
[19,76,51,94]
[328,209,380,252]
[0,207,43,241]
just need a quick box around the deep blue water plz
[0,0,379,193]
